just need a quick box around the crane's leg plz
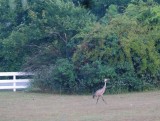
[101,96,107,104]
[96,96,100,104]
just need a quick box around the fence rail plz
[0,72,34,92]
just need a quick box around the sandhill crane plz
[93,79,109,104]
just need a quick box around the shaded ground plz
[0,91,160,121]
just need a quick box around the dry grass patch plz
[0,91,160,121]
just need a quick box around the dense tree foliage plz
[0,0,160,93]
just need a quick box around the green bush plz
[77,60,112,92]
[31,59,76,93]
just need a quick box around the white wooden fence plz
[0,72,34,92]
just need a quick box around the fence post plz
[13,75,16,92]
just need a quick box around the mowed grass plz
[0,91,160,121]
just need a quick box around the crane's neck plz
[103,81,107,89]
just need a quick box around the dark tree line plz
[0,0,160,93]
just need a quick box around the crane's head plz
[104,78,109,82]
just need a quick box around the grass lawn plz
[0,91,160,121]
